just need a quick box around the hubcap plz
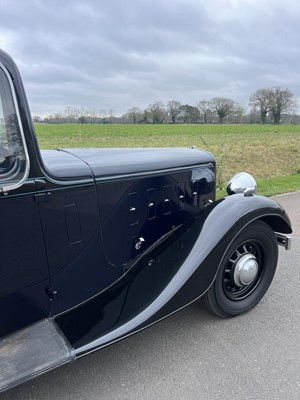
[222,242,263,301]
[233,254,258,287]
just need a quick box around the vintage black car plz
[0,49,292,393]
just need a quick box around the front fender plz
[147,193,292,323]
[56,194,292,356]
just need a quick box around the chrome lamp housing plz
[227,172,257,196]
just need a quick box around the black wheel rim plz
[222,241,264,301]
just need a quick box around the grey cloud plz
[0,0,299,115]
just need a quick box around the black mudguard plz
[56,194,292,357]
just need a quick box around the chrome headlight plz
[227,172,257,196]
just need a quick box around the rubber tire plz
[204,220,278,318]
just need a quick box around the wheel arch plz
[204,219,279,317]
[140,194,293,324]
[258,214,292,234]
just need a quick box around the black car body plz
[0,49,292,392]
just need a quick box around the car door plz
[0,60,51,338]
[35,181,112,316]
[35,151,124,316]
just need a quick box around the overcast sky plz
[0,0,299,116]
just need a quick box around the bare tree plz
[32,115,42,123]
[249,89,271,124]
[89,107,99,123]
[178,105,200,123]
[142,108,151,124]
[247,107,261,124]
[108,109,115,124]
[210,97,235,123]
[44,112,64,124]
[197,100,212,123]
[268,87,297,124]
[148,102,166,124]
[232,104,245,124]
[166,100,181,123]
[126,107,143,124]
[64,106,80,123]
[249,87,296,124]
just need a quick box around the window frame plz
[0,61,30,193]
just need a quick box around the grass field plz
[34,123,300,196]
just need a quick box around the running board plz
[0,319,75,393]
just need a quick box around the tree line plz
[34,86,298,125]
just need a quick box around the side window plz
[0,64,29,192]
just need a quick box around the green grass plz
[34,123,300,197]
[257,174,300,197]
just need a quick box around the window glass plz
[0,66,29,190]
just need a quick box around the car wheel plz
[204,220,278,318]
